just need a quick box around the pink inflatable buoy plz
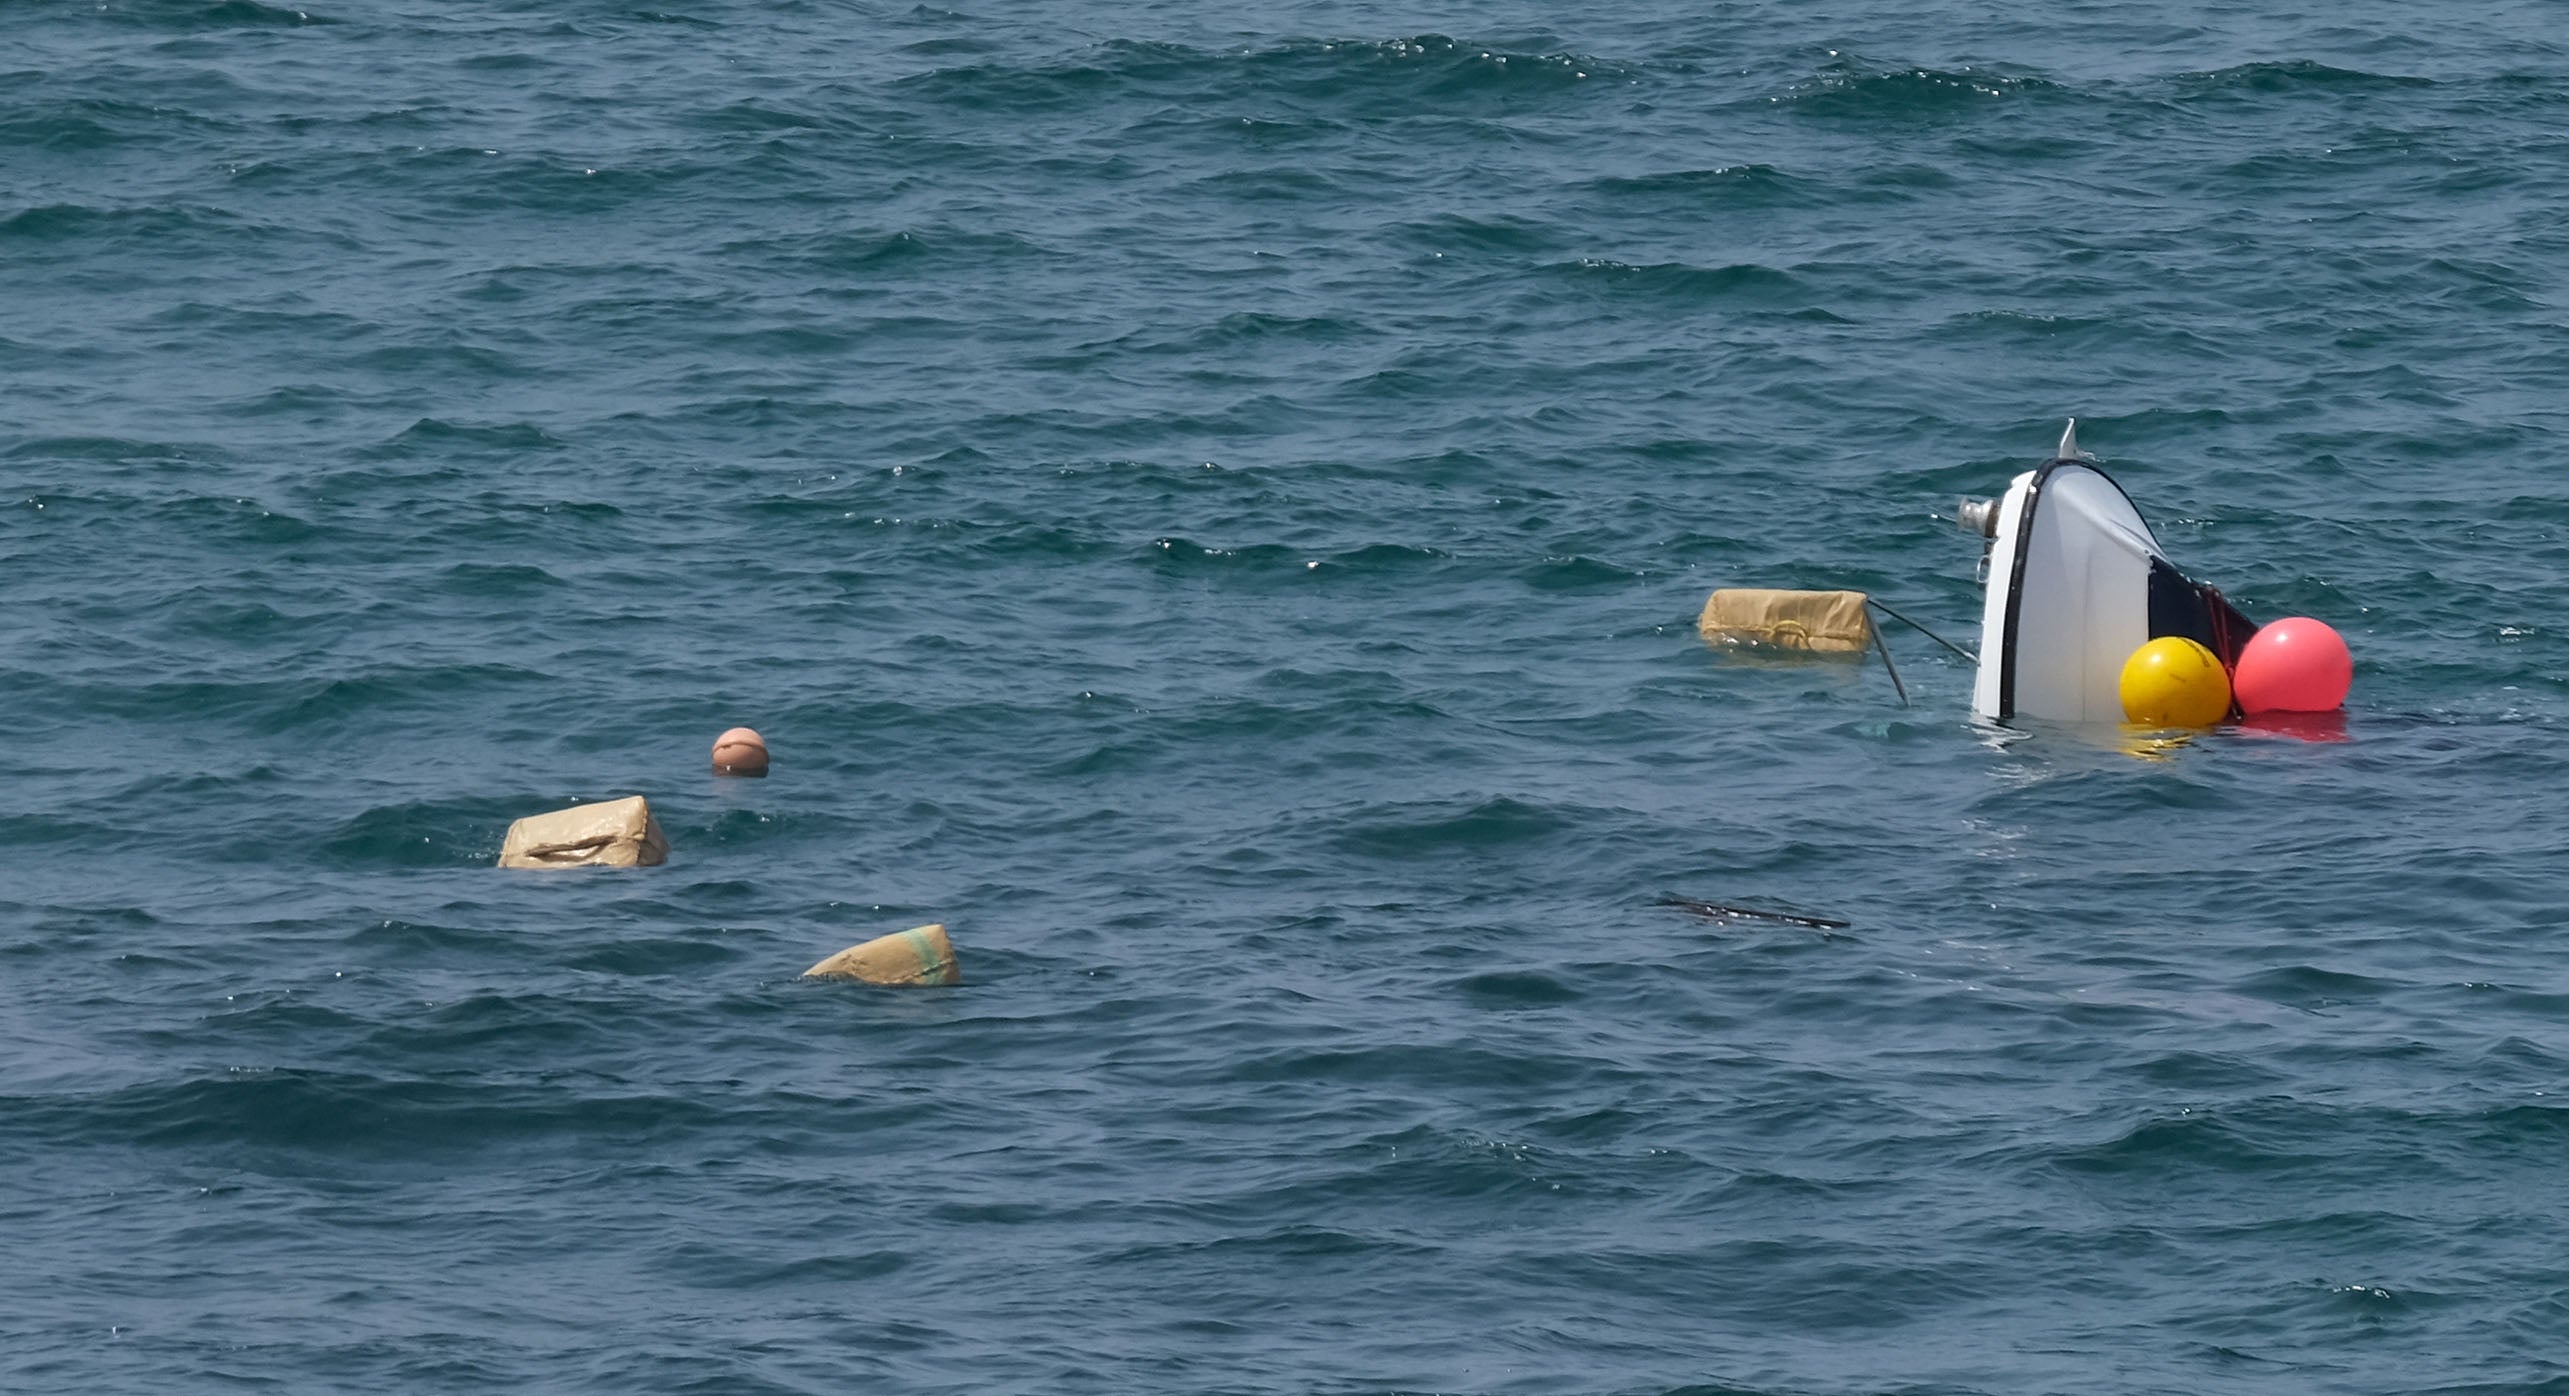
[712,726,770,777]
[2231,617,2351,714]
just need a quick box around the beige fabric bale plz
[496,795,669,869]
[1698,588,1873,653]
[803,923,960,987]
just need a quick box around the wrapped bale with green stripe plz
[803,923,960,987]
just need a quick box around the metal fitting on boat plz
[1956,497,1999,538]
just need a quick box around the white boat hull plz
[1974,461,2179,723]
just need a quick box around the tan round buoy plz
[712,727,769,777]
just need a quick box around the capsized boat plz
[1959,421,2255,723]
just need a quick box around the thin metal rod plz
[1865,597,1978,663]
[1870,617,1909,707]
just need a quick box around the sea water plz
[7,3,2569,1392]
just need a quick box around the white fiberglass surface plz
[1986,465,2162,723]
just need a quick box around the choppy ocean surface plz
[9,2,2569,1392]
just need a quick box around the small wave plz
[146,298,371,341]
[728,225,1048,276]
[0,111,125,154]
[0,96,234,152]
[225,382,362,420]
[657,1243,913,1290]
[1780,61,2069,120]
[563,937,750,976]
[347,338,526,380]
[247,663,554,737]
[3,434,207,462]
[1191,310,1371,348]
[1331,795,1577,859]
[1222,1042,1603,1091]
[1930,308,2124,351]
[2168,60,2435,96]
[90,1,337,29]
[2119,1048,2289,1090]
[892,41,1161,109]
[1551,258,1806,305]
[20,1069,723,1159]
[632,9,721,28]
[787,228,932,271]
[0,202,246,245]
[347,918,521,958]
[1392,211,1563,254]
[436,561,566,595]
[361,418,569,458]
[456,49,566,76]
[1142,691,1458,757]
[2472,1102,2569,1147]
[1326,541,1453,573]
[920,521,1114,565]
[2053,1109,2314,1176]
[1522,554,1643,591]
[1095,1225,1419,1266]
[0,812,119,849]
[1580,163,1814,206]
[684,98,859,137]
[193,1,334,26]
[2230,963,2397,1011]
[1145,536,1303,574]
[319,798,520,868]
[1136,536,1458,581]
[1178,117,1350,154]
[898,35,1003,59]
[1456,969,1583,1008]
[896,33,1618,120]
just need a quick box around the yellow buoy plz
[2118,636,2231,727]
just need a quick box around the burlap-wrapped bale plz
[496,795,669,870]
[1698,588,1873,653]
[803,923,960,987]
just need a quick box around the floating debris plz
[497,795,667,869]
[1697,587,1911,705]
[1657,895,1849,932]
[712,725,770,777]
[804,923,961,987]
[1962,418,2260,724]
